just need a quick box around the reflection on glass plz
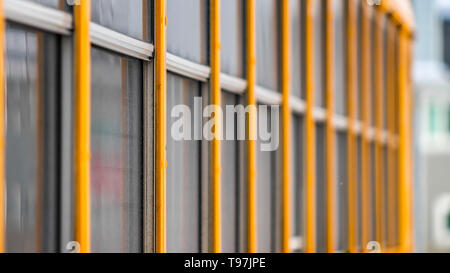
[221,0,244,77]
[166,73,202,253]
[90,48,143,253]
[221,91,242,253]
[5,24,59,253]
[167,0,208,64]
[256,0,279,91]
[91,0,150,41]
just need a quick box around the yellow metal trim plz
[373,10,385,248]
[281,0,291,254]
[246,0,257,253]
[210,0,222,253]
[155,0,167,253]
[397,29,413,253]
[74,0,91,253]
[346,0,358,254]
[0,0,5,254]
[325,0,336,253]
[386,21,396,248]
[360,1,372,252]
[305,0,317,253]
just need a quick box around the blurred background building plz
[413,0,450,253]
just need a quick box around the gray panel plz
[221,0,244,78]
[315,124,326,253]
[290,0,303,98]
[337,132,348,251]
[221,91,241,253]
[335,0,346,115]
[291,115,304,251]
[90,48,143,253]
[383,147,388,247]
[313,0,325,107]
[91,0,150,42]
[167,0,208,64]
[356,136,362,251]
[369,17,375,127]
[256,107,280,253]
[370,143,376,242]
[167,73,202,252]
[256,0,279,91]
[5,24,59,253]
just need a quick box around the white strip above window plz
[90,23,154,60]
[255,86,282,105]
[4,0,72,35]
[220,73,247,94]
[167,53,211,82]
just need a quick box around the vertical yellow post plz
[360,1,372,252]
[280,0,292,254]
[155,0,167,253]
[74,0,91,253]
[305,0,317,253]
[346,0,358,253]
[397,30,413,253]
[246,0,257,253]
[325,0,336,253]
[386,21,396,249]
[210,0,222,253]
[373,9,384,247]
[0,0,5,254]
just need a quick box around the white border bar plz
[256,86,282,105]
[90,23,154,61]
[167,53,210,82]
[220,73,247,94]
[4,0,72,35]
[290,96,306,114]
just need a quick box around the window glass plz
[356,136,362,251]
[5,24,59,253]
[337,132,348,251]
[290,115,304,252]
[314,0,325,106]
[256,0,279,91]
[221,91,243,253]
[167,0,208,64]
[91,0,151,42]
[221,0,244,77]
[335,0,346,115]
[257,106,280,252]
[167,73,202,252]
[90,48,143,253]
[290,0,303,98]
[315,123,326,253]
[370,143,376,242]
[356,1,362,121]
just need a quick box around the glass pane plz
[167,0,208,64]
[337,132,348,251]
[90,48,143,253]
[370,143,376,242]
[315,123,326,253]
[91,0,151,42]
[5,24,59,253]
[290,115,304,252]
[221,91,242,253]
[335,0,346,115]
[356,1,362,121]
[167,73,202,252]
[257,106,280,252]
[221,0,244,78]
[256,0,279,91]
[290,0,303,98]
[314,0,325,107]
[356,136,362,251]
